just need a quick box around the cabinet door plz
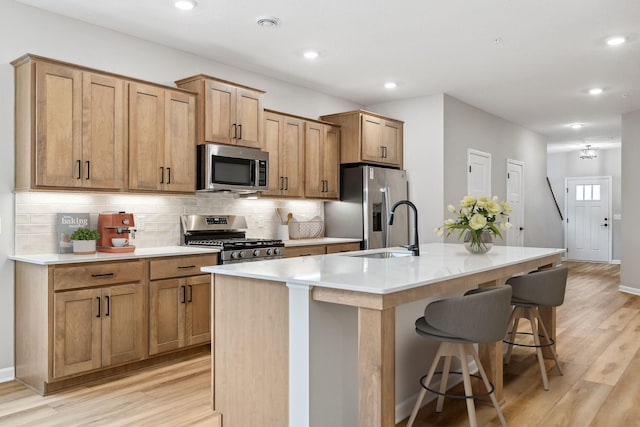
[304,122,324,198]
[164,90,196,193]
[101,284,146,367]
[281,116,305,198]
[53,288,102,378]
[263,112,282,196]
[322,124,340,199]
[82,72,125,190]
[361,114,384,163]
[185,275,211,346]
[382,120,402,167]
[35,62,83,188]
[149,278,186,355]
[236,87,263,149]
[129,83,164,191]
[204,80,236,145]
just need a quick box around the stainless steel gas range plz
[181,214,284,264]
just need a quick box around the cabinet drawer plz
[285,245,326,258]
[54,260,144,291]
[326,242,361,254]
[149,254,218,280]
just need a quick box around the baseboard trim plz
[619,286,640,296]
[611,259,621,265]
[0,367,15,383]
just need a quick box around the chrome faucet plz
[388,200,420,256]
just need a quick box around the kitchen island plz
[203,243,565,427]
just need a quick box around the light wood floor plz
[0,262,636,426]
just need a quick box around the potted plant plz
[70,228,101,254]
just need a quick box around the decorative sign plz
[56,213,90,253]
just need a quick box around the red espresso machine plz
[97,212,136,253]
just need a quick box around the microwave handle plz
[251,160,256,184]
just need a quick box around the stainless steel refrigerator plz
[325,165,409,249]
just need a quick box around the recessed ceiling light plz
[384,82,397,89]
[256,16,281,28]
[174,0,197,10]
[589,87,603,95]
[569,123,584,129]
[303,51,319,60]
[606,36,627,46]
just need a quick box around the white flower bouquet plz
[435,195,513,252]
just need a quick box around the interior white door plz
[467,149,491,198]
[566,177,611,262]
[506,160,524,246]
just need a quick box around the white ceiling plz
[17,0,640,153]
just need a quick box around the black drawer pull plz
[76,160,82,179]
[181,285,186,304]
[96,297,101,318]
[167,167,171,184]
[105,296,110,316]
[86,161,90,180]
[177,265,196,269]
[91,273,115,278]
[160,166,165,184]
[188,285,193,303]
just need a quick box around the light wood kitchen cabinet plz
[285,241,360,258]
[148,254,217,355]
[175,74,265,149]
[321,110,404,168]
[304,121,340,199]
[13,56,126,190]
[263,110,305,197]
[128,83,196,193]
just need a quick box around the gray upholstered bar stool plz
[406,286,511,427]
[503,265,568,391]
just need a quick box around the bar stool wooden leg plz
[526,308,549,390]
[407,344,446,427]
[436,355,452,412]
[457,344,478,427]
[466,344,508,427]
[533,308,563,375]
[504,306,523,363]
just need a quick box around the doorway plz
[467,149,491,198]
[506,159,524,246]
[565,176,612,262]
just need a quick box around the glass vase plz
[463,230,493,254]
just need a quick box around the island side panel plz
[213,275,289,427]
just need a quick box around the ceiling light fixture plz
[589,87,603,95]
[579,144,598,160]
[303,51,319,60]
[569,123,584,129]
[174,0,197,10]
[256,16,281,28]
[384,82,397,89]
[606,36,627,46]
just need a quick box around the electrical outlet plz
[137,215,145,231]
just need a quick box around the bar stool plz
[503,265,568,391]
[406,286,511,427]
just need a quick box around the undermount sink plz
[349,251,414,259]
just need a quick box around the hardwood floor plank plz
[536,380,611,427]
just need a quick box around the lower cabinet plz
[285,241,361,258]
[149,274,211,355]
[53,283,145,378]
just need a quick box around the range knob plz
[253,249,260,256]
[238,251,245,258]
[266,248,273,255]
[230,252,238,259]
[274,248,281,255]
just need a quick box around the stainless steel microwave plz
[197,143,269,193]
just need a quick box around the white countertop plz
[202,243,566,294]
[283,237,361,247]
[9,246,220,265]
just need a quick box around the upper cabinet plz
[12,54,196,194]
[175,75,265,149]
[304,121,340,200]
[263,110,305,198]
[128,83,196,193]
[14,58,126,190]
[321,110,404,169]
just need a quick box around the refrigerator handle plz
[382,186,391,248]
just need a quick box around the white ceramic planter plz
[72,239,97,255]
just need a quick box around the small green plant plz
[70,228,100,241]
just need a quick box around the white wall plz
[547,148,622,260]
[366,94,445,243]
[0,0,361,372]
[442,95,562,248]
[621,109,640,292]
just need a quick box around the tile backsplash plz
[15,191,322,254]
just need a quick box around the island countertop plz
[202,243,566,294]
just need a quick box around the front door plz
[506,160,524,246]
[565,177,611,262]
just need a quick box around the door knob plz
[519,227,524,231]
